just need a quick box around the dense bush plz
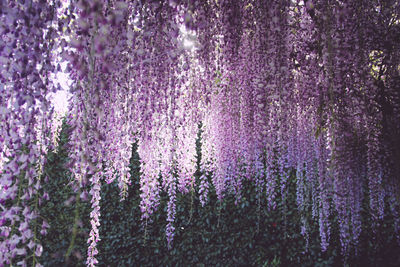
[39,122,91,267]
[39,123,400,266]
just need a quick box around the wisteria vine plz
[1,0,400,266]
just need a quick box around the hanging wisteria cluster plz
[0,0,62,265]
[1,0,400,266]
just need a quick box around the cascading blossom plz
[1,0,400,266]
[0,0,61,266]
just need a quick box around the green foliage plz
[39,121,91,267]
[95,160,339,267]
[39,123,400,266]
